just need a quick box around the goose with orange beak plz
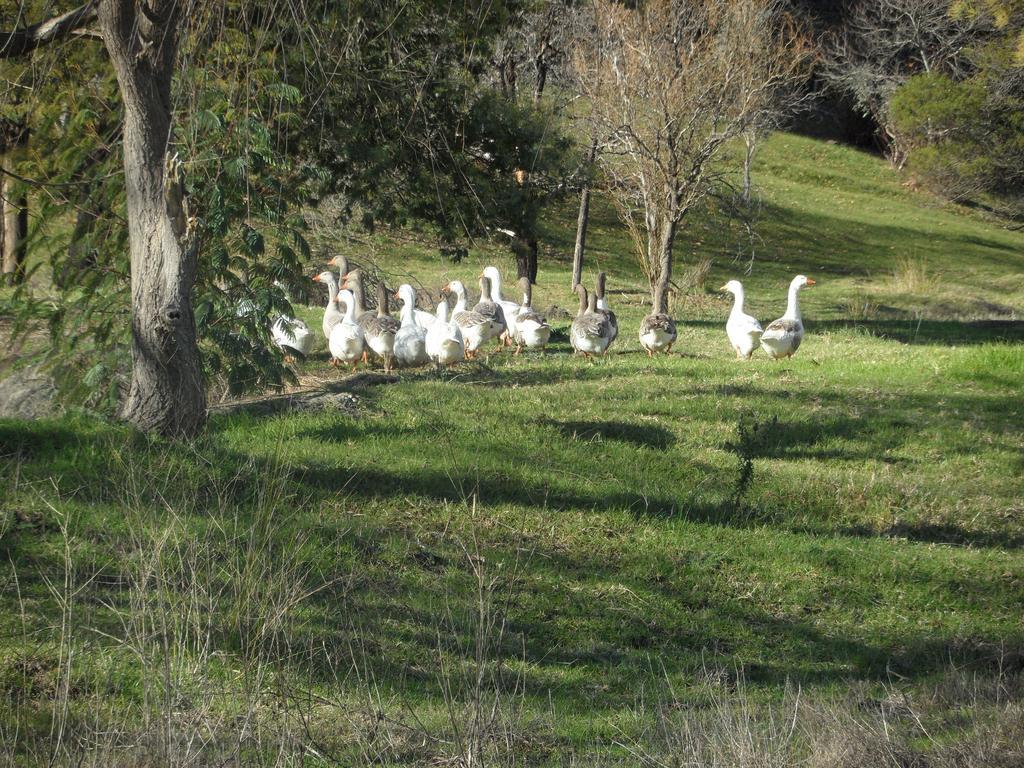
[328,288,365,371]
[760,275,815,359]
[313,270,343,340]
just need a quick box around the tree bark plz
[571,138,598,290]
[571,186,590,290]
[742,131,755,204]
[99,0,206,437]
[1,1,205,436]
[533,33,551,103]
[1,149,28,286]
[513,236,538,284]
[497,46,517,99]
[653,213,676,314]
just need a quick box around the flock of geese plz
[272,256,817,371]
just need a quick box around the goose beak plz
[718,284,728,291]
[312,275,322,282]
[393,291,400,300]
[806,278,816,286]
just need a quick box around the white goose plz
[445,280,490,359]
[328,288,365,370]
[271,316,314,361]
[394,284,429,367]
[720,280,763,360]
[760,275,816,359]
[512,276,551,353]
[393,284,436,331]
[312,270,343,340]
[482,266,520,345]
[425,298,465,368]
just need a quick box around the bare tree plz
[1,1,204,436]
[821,0,985,166]
[574,0,810,313]
[492,0,573,103]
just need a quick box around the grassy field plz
[2,133,1024,765]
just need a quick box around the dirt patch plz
[0,366,57,420]
[208,372,398,418]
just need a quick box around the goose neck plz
[324,277,338,303]
[339,291,356,322]
[729,286,746,317]
[652,285,666,315]
[350,276,366,314]
[399,300,415,327]
[785,282,801,321]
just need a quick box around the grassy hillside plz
[2,134,1023,765]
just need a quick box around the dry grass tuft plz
[843,290,880,320]
[613,666,1024,768]
[892,255,941,293]
[682,256,714,293]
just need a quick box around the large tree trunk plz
[513,237,538,284]
[99,0,206,437]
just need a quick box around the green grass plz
[2,133,1024,764]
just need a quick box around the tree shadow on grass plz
[5,377,1022,551]
[755,199,1024,278]
[732,415,916,465]
[4,421,1024,723]
[677,318,1024,345]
